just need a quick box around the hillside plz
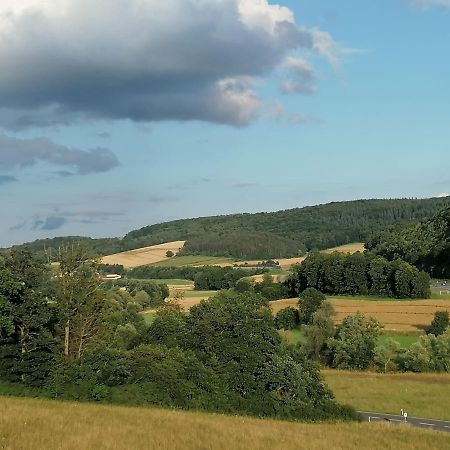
[1,396,447,450]
[8,197,450,261]
[367,206,450,277]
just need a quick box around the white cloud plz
[0,0,350,127]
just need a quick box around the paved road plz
[358,411,450,433]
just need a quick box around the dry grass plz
[0,397,448,450]
[101,241,186,268]
[270,298,450,331]
[323,370,450,421]
[322,243,366,254]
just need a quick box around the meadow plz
[0,396,448,450]
[323,370,450,421]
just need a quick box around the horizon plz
[6,194,449,247]
[1,1,449,247]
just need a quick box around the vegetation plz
[366,206,450,278]
[2,396,448,450]
[7,198,450,261]
[0,248,355,422]
[427,311,449,336]
[287,252,431,299]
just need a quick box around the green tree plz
[56,244,107,359]
[298,288,326,325]
[274,307,299,330]
[374,339,405,373]
[427,311,449,336]
[329,313,382,370]
[0,249,56,386]
[302,302,335,361]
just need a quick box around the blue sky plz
[0,0,449,246]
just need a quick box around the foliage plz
[302,302,336,361]
[288,252,431,299]
[366,206,450,277]
[328,313,383,370]
[427,310,449,336]
[298,288,326,324]
[274,308,299,330]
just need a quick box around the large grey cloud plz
[0,133,119,174]
[0,0,351,128]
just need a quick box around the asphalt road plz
[359,411,450,433]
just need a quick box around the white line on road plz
[419,423,435,426]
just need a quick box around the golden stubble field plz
[101,241,186,268]
[270,298,450,332]
[0,396,448,450]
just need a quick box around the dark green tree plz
[298,288,326,325]
[427,311,449,336]
[274,307,299,330]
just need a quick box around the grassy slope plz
[323,370,450,421]
[149,255,236,267]
[0,396,448,450]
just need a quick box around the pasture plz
[323,370,450,421]
[101,241,186,268]
[149,255,236,268]
[0,396,447,450]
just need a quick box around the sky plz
[0,0,449,247]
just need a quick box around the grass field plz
[378,333,420,348]
[0,396,447,450]
[323,370,450,421]
[150,255,236,268]
[270,297,450,332]
[101,241,186,268]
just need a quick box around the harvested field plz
[171,290,217,310]
[150,255,236,268]
[101,241,186,268]
[322,243,366,254]
[0,396,448,450]
[270,298,450,331]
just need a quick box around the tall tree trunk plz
[64,320,70,356]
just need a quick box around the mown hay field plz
[322,243,366,254]
[0,396,448,450]
[101,241,186,268]
[323,370,450,421]
[270,298,450,332]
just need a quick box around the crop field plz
[172,290,217,310]
[323,370,450,421]
[270,297,450,332]
[101,241,186,268]
[0,396,447,450]
[322,243,366,254]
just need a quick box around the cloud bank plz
[0,0,350,128]
[0,133,119,174]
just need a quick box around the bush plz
[274,308,299,330]
[427,311,449,336]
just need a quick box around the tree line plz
[286,252,431,299]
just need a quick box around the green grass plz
[149,279,194,285]
[141,310,157,325]
[279,328,305,345]
[150,256,235,267]
[181,290,218,298]
[378,333,421,348]
[323,370,450,421]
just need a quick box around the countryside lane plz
[359,411,450,433]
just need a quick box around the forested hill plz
[366,205,450,278]
[10,197,450,261]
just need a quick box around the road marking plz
[419,423,435,427]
